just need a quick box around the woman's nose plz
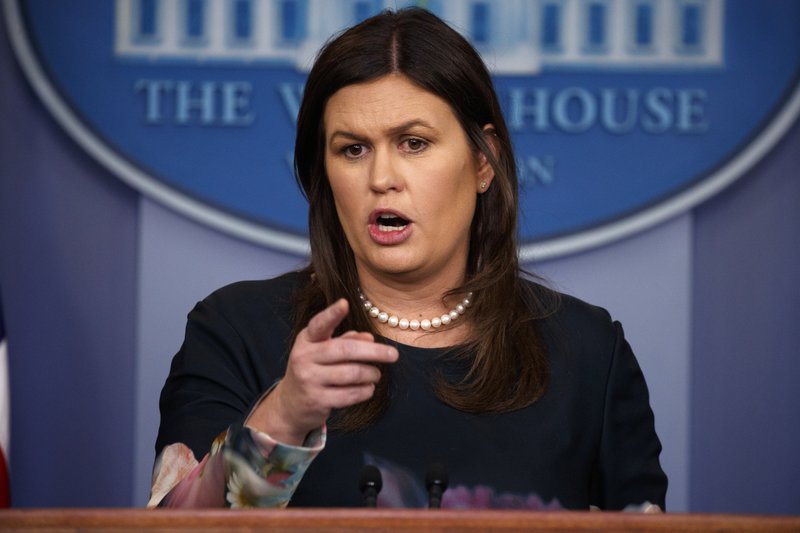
[368,147,404,193]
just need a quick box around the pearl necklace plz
[358,289,473,331]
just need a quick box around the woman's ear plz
[476,124,498,194]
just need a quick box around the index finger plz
[304,298,349,343]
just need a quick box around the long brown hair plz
[293,8,553,429]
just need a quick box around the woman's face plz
[323,74,494,285]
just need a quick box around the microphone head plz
[359,464,383,493]
[425,462,449,490]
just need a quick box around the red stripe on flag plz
[0,445,9,507]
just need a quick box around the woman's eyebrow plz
[384,119,436,136]
[327,119,438,147]
[328,130,368,145]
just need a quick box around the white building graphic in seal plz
[115,0,724,73]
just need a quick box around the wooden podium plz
[1,509,799,532]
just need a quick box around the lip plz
[368,208,414,245]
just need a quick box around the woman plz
[150,8,667,510]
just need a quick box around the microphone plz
[425,462,449,509]
[359,465,382,508]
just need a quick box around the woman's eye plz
[343,144,366,158]
[403,138,428,153]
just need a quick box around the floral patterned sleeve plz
[148,423,325,508]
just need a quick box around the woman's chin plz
[359,248,425,278]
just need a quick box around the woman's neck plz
[356,268,473,348]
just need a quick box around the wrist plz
[246,383,314,446]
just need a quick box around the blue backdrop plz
[0,2,798,513]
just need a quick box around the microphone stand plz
[359,465,383,508]
[425,463,449,509]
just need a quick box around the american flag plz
[0,286,10,507]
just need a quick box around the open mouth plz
[375,213,410,232]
